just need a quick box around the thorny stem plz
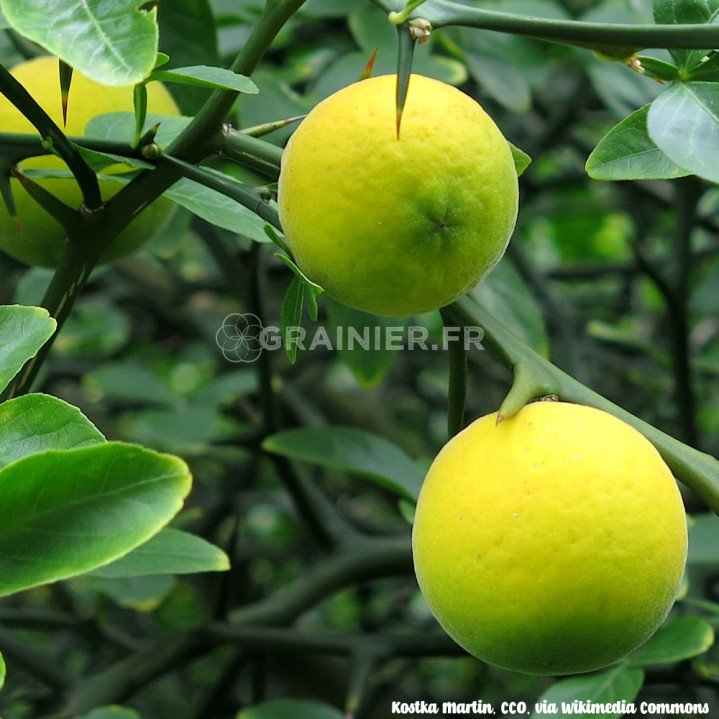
[444,296,719,514]
[56,634,204,717]
[0,63,101,209]
[371,0,719,49]
[6,0,307,396]
[206,623,461,657]
[228,537,412,626]
[157,154,281,229]
[0,131,153,162]
[50,537,410,715]
[0,625,71,691]
[441,308,467,437]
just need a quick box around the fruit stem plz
[388,0,430,26]
[497,360,559,424]
[441,308,467,437]
[132,83,149,149]
[444,295,719,514]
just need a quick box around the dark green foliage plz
[0,0,718,717]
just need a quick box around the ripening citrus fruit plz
[278,74,518,316]
[413,401,687,675]
[0,56,179,268]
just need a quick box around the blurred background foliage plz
[1,0,719,717]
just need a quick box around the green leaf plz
[155,579,208,630]
[13,269,53,308]
[274,253,324,319]
[274,253,320,289]
[238,70,312,147]
[77,706,141,719]
[53,296,131,359]
[237,699,344,719]
[689,52,719,80]
[280,277,304,365]
[0,442,191,597]
[531,665,644,719]
[466,52,531,113]
[653,0,718,71]
[587,61,661,117]
[301,0,354,18]
[0,393,105,469]
[349,4,396,52]
[653,0,719,26]
[324,296,403,388]
[470,259,549,357]
[192,371,258,406]
[262,426,424,502]
[84,361,175,406]
[117,404,226,455]
[0,305,56,394]
[637,55,679,83]
[626,616,714,667]
[0,0,159,86]
[67,148,274,245]
[89,528,229,578]
[82,573,175,611]
[648,82,719,184]
[682,597,719,618]
[508,141,532,177]
[86,112,193,148]
[264,225,291,255]
[398,498,416,524]
[76,145,153,173]
[157,0,218,114]
[457,1,566,100]
[133,82,148,148]
[148,65,258,94]
[0,651,5,690]
[164,178,272,244]
[688,512,719,563]
[586,105,690,181]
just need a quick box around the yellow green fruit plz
[412,401,687,675]
[277,74,518,316]
[0,55,179,268]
